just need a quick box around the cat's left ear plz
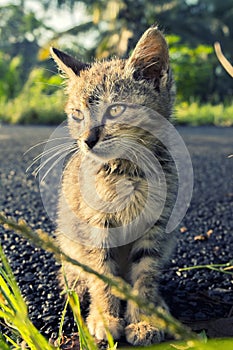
[125,26,169,85]
[50,47,89,77]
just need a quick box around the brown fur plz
[51,26,176,345]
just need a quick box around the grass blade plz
[0,245,56,350]
[0,333,12,350]
[68,290,97,350]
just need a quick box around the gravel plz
[0,125,232,339]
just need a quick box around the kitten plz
[51,26,176,345]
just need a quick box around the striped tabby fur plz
[51,26,176,345]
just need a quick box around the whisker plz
[40,147,78,183]
[24,136,72,155]
[26,143,75,173]
[118,139,160,175]
[34,82,63,89]
[33,145,76,178]
[43,68,59,75]
[34,144,77,176]
[32,141,74,162]
[119,141,167,189]
[119,135,172,162]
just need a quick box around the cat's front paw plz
[87,314,124,341]
[125,321,164,345]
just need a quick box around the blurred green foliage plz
[0,53,22,102]
[0,0,232,125]
[0,68,65,124]
[167,35,215,103]
[175,102,233,126]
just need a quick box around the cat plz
[50,25,176,345]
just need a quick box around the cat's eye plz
[70,109,84,121]
[109,104,126,118]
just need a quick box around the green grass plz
[0,213,233,349]
[0,88,65,125]
[175,101,233,126]
[0,67,66,125]
[0,241,114,350]
[0,244,55,350]
[0,70,232,127]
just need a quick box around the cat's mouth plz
[80,137,122,161]
[83,126,102,149]
[78,126,121,160]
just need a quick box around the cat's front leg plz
[86,255,124,341]
[125,255,169,345]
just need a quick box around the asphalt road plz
[0,125,232,339]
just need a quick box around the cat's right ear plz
[50,47,89,77]
[125,26,169,86]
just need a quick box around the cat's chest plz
[63,156,148,231]
[95,173,138,204]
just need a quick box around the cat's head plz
[51,26,175,161]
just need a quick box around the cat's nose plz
[84,127,101,149]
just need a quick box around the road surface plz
[0,125,232,339]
